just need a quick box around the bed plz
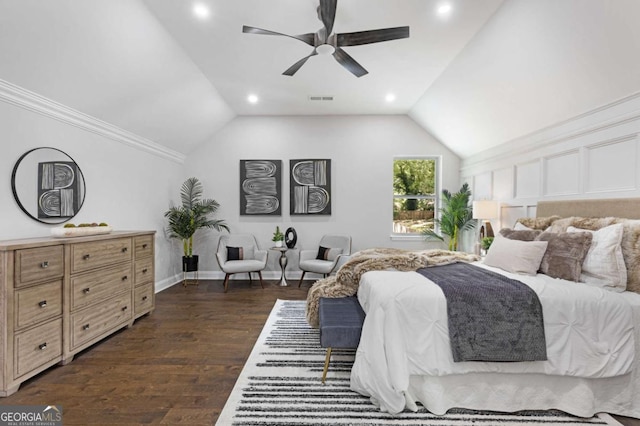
[349,198,640,418]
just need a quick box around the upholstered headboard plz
[536,198,640,220]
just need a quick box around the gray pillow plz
[535,232,593,282]
[500,228,542,241]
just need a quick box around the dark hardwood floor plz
[0,278,638,425]
[0,279,309,425]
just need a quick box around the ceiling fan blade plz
[318,0,337,38]
[333,47,368,78]
[283,51,318,76]
[242,25,315,47]
[337,26,410,46]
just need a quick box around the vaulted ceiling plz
[1,0,639,159]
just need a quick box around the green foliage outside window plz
[393,158,437,234]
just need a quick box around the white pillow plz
[567,224,627,292]
[483,234,548,275]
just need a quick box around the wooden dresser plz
[0,231,155,396]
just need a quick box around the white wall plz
[0,99,184,291]
[461,91,640,231]
[184,115,461,278]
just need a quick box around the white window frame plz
[391,155,442,241]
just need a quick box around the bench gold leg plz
[322,347,332,384]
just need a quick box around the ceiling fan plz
[242,0,410,77]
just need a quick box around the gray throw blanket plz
[417,263,547,362]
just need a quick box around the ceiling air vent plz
[308,96,334,101]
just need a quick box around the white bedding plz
[350,262,639,416]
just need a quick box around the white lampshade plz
[472,200,499,220]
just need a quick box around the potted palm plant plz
[165,177,229,272]
[423,183,475,251]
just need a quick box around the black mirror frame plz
[11,147,86,225]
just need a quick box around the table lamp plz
[472,200,499,239]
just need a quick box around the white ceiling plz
[1,0,640,159]
[142,0,503,116]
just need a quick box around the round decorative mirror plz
[11,147,86,224]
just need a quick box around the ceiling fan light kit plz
[242,0,410,77]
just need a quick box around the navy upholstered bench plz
[318,296,366,383]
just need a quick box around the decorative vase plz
[275,240,283,248]
[182,255,199,272]
[285,227,297,249]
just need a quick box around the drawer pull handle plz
[83,288,91,294]
[122,306,128,312]
[142,268,148,273]
[142,244,148,249]
[122,276,128,281]
[39,300,47,308]
[82,324,90,331]
[142,296,148,301]
[83,254,91,260]
[41,261,49,268]
[39,343,47,350]
[122,247,128,253]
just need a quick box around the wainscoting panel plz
[543,149,580,196]
[501,204,529,228]
[493,167,514,200]
[473,171,493,199]
[585,136,637,194]
[515,161,541,199]
[461,89,640,222]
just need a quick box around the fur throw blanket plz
[305,248,479,328]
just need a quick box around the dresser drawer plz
[14,318,62,379]
[15,245,64,288]
[71,238,132,274]
[134,257,153,286]
[134,282,154,317]
[134,235,154,259]
[70,293,132,350]
[15,280,63,330]
[70,263,132,311]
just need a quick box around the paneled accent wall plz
[462,91,640,230]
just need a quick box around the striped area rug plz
[216,300,618,426]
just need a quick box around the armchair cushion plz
[226,246,254,261]
[299,258,338,274]
[316,246,343,261]
[221,259,266,274]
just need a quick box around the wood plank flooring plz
[0,279,309,425]
[0,278,638,425]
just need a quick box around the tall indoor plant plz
[423,183,475,251]
[165,177,229,271]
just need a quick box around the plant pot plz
[182,255,199,272]
[274,240,283,248]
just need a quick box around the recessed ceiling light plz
[437,4,452,15]
[385,93,396,102]
[247,94,259,104]
[193,3,210,20]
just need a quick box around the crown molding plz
[0,79,186,164]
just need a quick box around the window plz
[393,157,439,235]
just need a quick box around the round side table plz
[270,246,289,286]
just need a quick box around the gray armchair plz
[298,234,352,287]
[215,234,267,292]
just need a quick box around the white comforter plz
[350,262,636,414]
